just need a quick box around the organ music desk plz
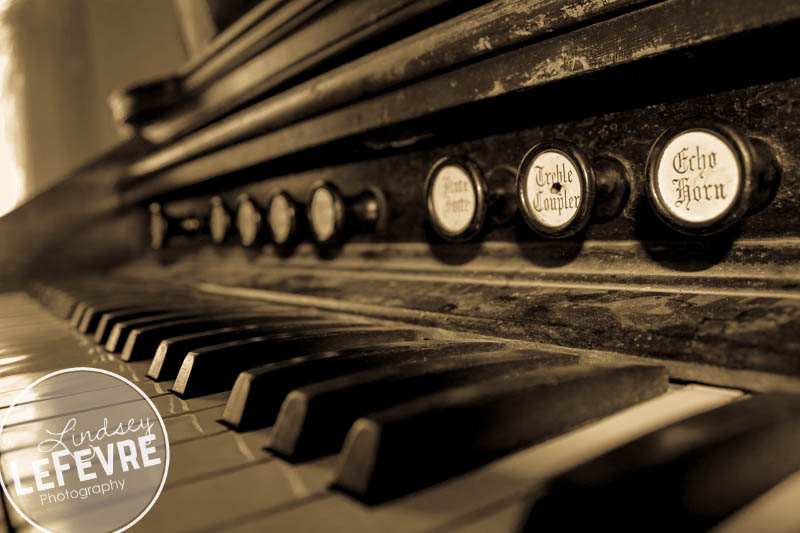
[1,0,800,531]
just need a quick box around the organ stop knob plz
[267,191,302,246]
[209,196,233,244]
[306,181,384,246]
[148,203,204,250]
[516,140,629,238]
[425,156,515,242]
[425,156,488,242]
[646,120,781,235]
[235,194,264,247]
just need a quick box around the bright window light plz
[0,0,25,218]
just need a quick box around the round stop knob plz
[516,140,629,238]
[148,203,203,250]
[646,120,780,235]
[267,191,301,246]
[209,196,232,244]
[235,194,263,247]
[425,157,488,242]
[306,182,383,246]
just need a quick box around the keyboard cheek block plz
[333,364,667,502]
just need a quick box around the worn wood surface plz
[127,0,651,174]
[183,0,335,92]
[139,0,473,144]
[178,0,285,76]
[124,240,800,295]
[172,0,218,59]
[125,0,800,186]
[113,246,800,379]
[114,0,290,126]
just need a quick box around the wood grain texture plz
[172,0,218,58]
[114,247,800,379]
[125,0,800,185]
[178,0,286,76]
[139,0,468,143]
[126,0,651,174]
[183,0,335,91]
[113,0,328,129]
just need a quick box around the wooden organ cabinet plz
[1,1,799,531]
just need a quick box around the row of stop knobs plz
[150,119,781,250]
[149,182,384,250]
[424,119,781,241]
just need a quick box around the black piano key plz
[105,311,214,352]
[79,305,119,334]
[77,302,165,333]
[69,301,93,327]
[47,288,88,319]
[95,297,294,342]
[172,328,426,398]
[78,297,203,333]
[71,298,157,329]
[95,307,184,344]
[50,289,78,319]
[34,282,114,320]
[64,283,214,314]
[27,281,45,300]
[147,318,340,381]
[332,364,667,502]
[520,393,800,532]
[223,340,508,431]
[120,312,327,361]
[42,283,224,324]
[268,351,579,461]
[69,291,169,326]
[37,285,77,318]
[28,282,49,305]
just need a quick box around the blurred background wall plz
[0,0,188,216]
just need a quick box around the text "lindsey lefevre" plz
[8,416,163,496]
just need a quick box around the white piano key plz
[164,429,271,486]
[0,293,157,400]
[0,379,172,432]
[128,457,338,532]
[713,469,800,533]
[162,406,229,444]
[149,391,230,417]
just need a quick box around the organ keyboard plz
[2,0,800,531]
[0,286,749,532]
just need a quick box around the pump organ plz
[1,1,800,531]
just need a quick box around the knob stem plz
[350,190,382,230]
[486,165,518,228]
[592,156,630,222]
[747,138,781,216]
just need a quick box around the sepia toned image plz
[0,0,798,531]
